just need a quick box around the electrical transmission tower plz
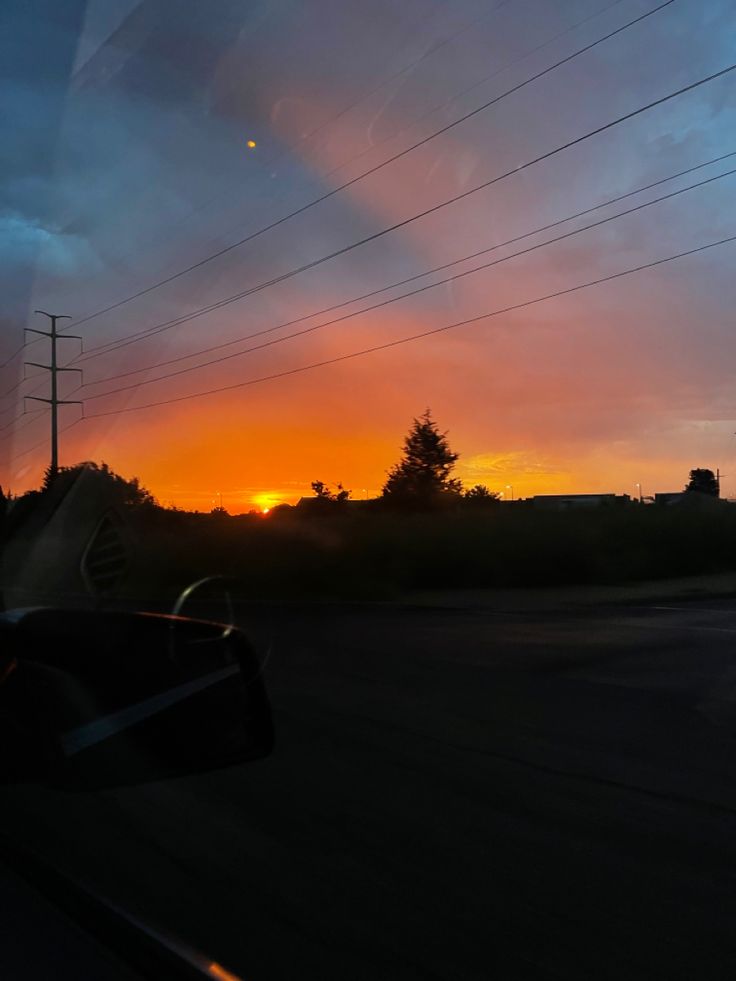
[24,310,83,479]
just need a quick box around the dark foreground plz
[3,596,736,980]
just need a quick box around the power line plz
[148,0,624,307]
[74,58,736,362]
[81,232,736,420]
[0,332,84,408]
[0,3,510,380]
[47,0,512,310]
[0,333,53,379]
[0,378,42,414]
[0,408,45,437]
[0,375,60,432]
[43,0,624,334]
[305,0,627,190]
[0,312,71,375]
[0,328,84,418]
[67,0,675,330]
[0,382,82,458]
[0,367,83,442]
[0,373,38,407]
[7,419,82,465]
[262,0,516,153]
[0,354,72,406]
[78,150,736,388]
[0,342,29,374]
[80,165,736,402]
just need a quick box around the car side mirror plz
[0,608,273,789]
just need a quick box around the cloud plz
[4,0,736,503]
[0,212,99,277]
[460,451,566,479]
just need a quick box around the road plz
[3,596,736,980]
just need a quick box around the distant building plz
[654,492,684,506]
[526,493,631,510]
[655,490,725,508]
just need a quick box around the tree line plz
[2,411,722,517]
[311,409,498,510]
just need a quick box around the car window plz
[2,2,736,979]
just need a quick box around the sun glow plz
[252,492,280,513]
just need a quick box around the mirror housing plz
[0,608,273,789]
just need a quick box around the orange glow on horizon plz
[5,5,734,526]
[9,81,727,513]
[13,401,710,511]
[252,492,282,514]
[9,388,715,509]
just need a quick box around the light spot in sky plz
[4,0,736,505]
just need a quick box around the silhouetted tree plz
[463,484,500,505]
[310,480,351,503]
[684,468,719,497]
[382,410,462,506]
[42,461,157,507]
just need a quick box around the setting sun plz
[252,492,280,513]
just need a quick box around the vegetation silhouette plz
[463,484,501,506]
[42,461,156,508]
[684,468,719,497]
[382,409,462,508]
[310,480,351,504]
[3,427,735,605]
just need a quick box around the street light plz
[506,484,514,502]
[635,483,642,503]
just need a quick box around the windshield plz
[2,1,736,978]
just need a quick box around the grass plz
[123,502,736,603]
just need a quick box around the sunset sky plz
[2,0,735,512]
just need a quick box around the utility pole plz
[24,310,83,480]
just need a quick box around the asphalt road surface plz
[3,596,736,980]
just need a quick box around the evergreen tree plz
[382,410,462,506]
